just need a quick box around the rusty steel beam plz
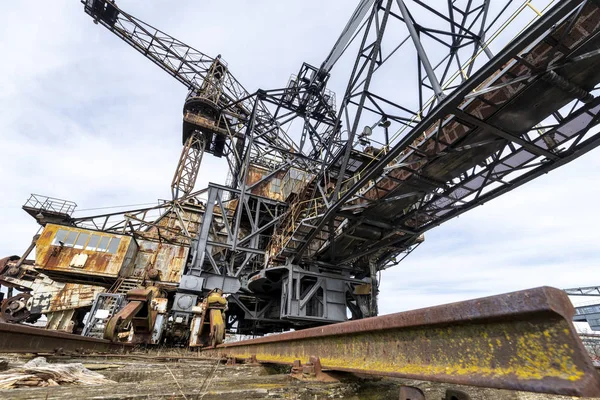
[203,287,600,397]
[0,322,131,354]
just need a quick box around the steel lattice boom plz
[278,0,600,272]
[565,286,600,296]
[83,0,303,199]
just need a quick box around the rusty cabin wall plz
[29,273,105,314]
[119,205,200,285]
[246,164,287,202]
[144,206,204,245]
[121,239,189,285]
[35,224,136,284]
[3,260,106,317]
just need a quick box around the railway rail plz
[0,322,132,354]
[201,287,600,397]
[1,287,598,397]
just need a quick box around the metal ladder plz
[82,293,126,338]
[109,277,144,294]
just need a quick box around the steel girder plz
[288,1,600,275]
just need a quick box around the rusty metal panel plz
[143,206,204,245]
[127,239,188,283]
[245,164,286,201]
[46,283,105,313]
[202,287,600,397]
[35,224,135,280]
[121,236,138,274]
[26,273,105,314]
[154,243,188,283]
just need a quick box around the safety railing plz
[23,194,77,217]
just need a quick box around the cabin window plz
[271,178,281,193]
[74,233,90,249]
[64,231,78,247]
[52,229,69,246]
[97,236,110,252]
[107,238,120,254]
[579,305,600,314]
[86,235,101,250]
[51,229,122,254]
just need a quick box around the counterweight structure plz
[1,0,600,345]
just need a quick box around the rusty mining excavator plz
[2,0,600,350]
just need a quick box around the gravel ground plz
[0,354,597,399]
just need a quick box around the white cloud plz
[379,151,600,314]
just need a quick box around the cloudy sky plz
[0,1,598,323]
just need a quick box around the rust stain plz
[47,283,104,312]
[130,239,188,284]
[0,255,19,275]
[35,224,132,279]
[203,287,600,397]
[245,165,286,201]
[143,206,204,245]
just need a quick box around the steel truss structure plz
[565,286,600,296]
[189,183,287,279]
[82,0,306,198]
[271,0,600,278]
[8,0,599,336]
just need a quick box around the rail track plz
[0,322,132,354]
[200,287,600,397]
[1,287,598,398]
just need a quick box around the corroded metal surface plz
[35,223,134,283]
[0,293,31,322]
[0,322,131,354]
[245,165,287,202]
[124,239,189,284]
[203,287,600,397]
[43,283,104,313]
[0,256,19,275]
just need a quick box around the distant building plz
[574,304,600,331]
